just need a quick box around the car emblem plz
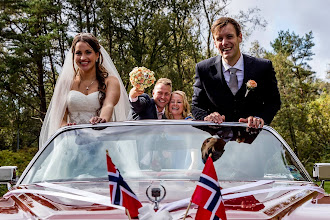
[146,184,166,210]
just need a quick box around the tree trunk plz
[37,57,47,120]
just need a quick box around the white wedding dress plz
[66,90,101,124]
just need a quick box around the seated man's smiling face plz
[153,83,171,110]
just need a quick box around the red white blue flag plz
[106,152,142,218]
[191,157,227,220]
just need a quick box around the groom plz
[129,78,172,120]
[192,17,281,128]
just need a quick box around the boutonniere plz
[245,80,257,97]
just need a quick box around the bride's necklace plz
[78,72,96,91]
[85,80,95,91]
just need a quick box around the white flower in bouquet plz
[129,67,156,90]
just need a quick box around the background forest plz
[0,0,329,181]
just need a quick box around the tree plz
[264,30,329,171]
[96,0,172,92]
[159,0,200,95]
[0,0,68,149]
[248,40,265,58]
[0,0,269,152]
[195,0,229,58]
[194,0,267,58]
[95,0,202,97]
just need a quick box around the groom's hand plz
[239,116,264,128]
[129,87,144,99]
[204,112,225,124]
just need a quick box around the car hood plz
[0,180,328,219]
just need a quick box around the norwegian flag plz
[106,152,142,218]
[191,157,227,220]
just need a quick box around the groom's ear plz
[238,32,242,43]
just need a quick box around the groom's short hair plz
[155,78,172,90]
[211,17,241,37]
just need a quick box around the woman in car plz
[165,90,193,120]
[39,33,131,148]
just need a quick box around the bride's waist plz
[69,111,97,114]
[68,111,97,124]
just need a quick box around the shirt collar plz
[155,105,165,114]
[222,53,244,72]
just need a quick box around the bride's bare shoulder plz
[70,76,80,89]
[105,75,120,85]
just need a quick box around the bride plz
[39,33,131,148]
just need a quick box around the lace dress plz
[67,90,100,124]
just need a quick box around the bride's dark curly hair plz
[71,33,108,115]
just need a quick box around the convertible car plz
[0,120,329,219]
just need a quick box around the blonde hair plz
[155,78,172,90]
[165,90,191,119]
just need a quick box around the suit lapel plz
[151,98,158,119]
[234,54,254,96]
[211,55,225,84]
[211,55,257,98]
[243,54,254,85]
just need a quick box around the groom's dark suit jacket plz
[191,54,281,125]
[130,93,167,120]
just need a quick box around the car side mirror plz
[313,163,330,188]
[0,166,18,189]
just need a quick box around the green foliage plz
[0,0,68,150]
[0,148,38,174]
[271,30,315,65]
[316,182,330,194]
[324,182,330,194]
[0,147,36,197]
[0,185,7,198]
[0,147,38,196]
[1,1,328,189]
[265,31,330,173]
[1,0,268,150]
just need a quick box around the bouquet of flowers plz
[129,67,156,90]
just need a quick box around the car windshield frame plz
[17,121,312,185]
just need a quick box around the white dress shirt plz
[157,107,165,119]
[222,54,244,89]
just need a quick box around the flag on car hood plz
[191,157,227,220]
[106,151,142,218]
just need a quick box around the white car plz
[0,120,329,219]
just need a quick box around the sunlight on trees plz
[0,0,328,177]
[264,31,329,173]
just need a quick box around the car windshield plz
[21,124,308,184]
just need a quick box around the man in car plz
[129,78,172,120]
[191,17,281,128]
